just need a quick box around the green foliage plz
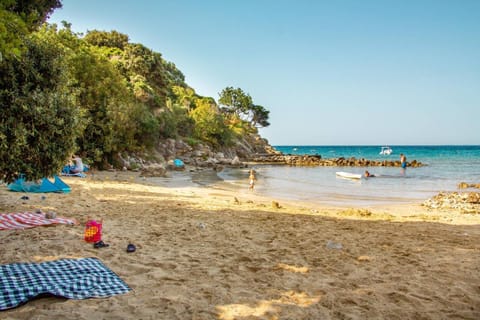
[250,104,270,128]
[218,86,270,136]
[219,87,270,128]
[156,109,177,139]
[130,74,155,102]
[83,30,129,50]
[218,86,253,117]
[0,32,78,183]
[172,85,196,110]
[70,45,140,162]
[0,7,28,60]
[162,60,186,89]
[119,42,168,109]
[183,137,201,147]
[132,103,160,148]
[36,25,158,165]
[2,0,62,30]
[0,0,60,60]
[1,3,273,178]
[153,100,192,139]
[190,98,233,146]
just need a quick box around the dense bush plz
[0,33,78,182]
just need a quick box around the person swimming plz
[364,170,375,178]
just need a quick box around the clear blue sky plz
[48,0,480,146]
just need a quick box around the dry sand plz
[1,170,479,319]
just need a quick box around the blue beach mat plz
[60,172,86,178]
[0,258,131,310]
[61,164,89,177]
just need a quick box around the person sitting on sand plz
[364,170,375,178]
[70,155,84,173]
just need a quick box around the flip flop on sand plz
[94,240,109,249]
[126,243,136,253]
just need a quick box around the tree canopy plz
[218,86,270,129]
[0,0,271,182]
[0,25,77,182]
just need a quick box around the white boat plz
[379,146,393,155]
[336,171,362,180]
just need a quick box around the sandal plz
[94,240,109,249]
[126,243,136,253]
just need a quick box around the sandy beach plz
[1,170,479,319]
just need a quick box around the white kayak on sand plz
[336,171,362,180]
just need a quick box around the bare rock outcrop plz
[247,154,424,167]
[458,182,480,189]
[422,191,480,213]
[140,163,167,177]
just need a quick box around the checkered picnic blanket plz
[0,258,131,310]
[0,212,77,230]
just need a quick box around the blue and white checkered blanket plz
[0,258,131,310]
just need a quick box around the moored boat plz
[379,146,393,155]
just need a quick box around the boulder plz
[458,182,470,189]
[466,192,480,204]
[231,156,241,166]
[140,164,167,177]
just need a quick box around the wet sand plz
[1,170,479,319]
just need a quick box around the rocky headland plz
[106,135,424,177]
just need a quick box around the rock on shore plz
[248,154,424,167]
[422,191,480,213]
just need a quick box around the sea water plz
[216,145,480,207]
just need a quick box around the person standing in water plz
[400,153,407,169]
[249,169,256,190]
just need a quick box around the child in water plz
[249,169,256,190]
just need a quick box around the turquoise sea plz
[217,145,480,207]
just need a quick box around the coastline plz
[1,170,479,319]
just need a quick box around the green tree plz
[218,86,270,132]
[190,98,232,146]
[0,31,78,183]
[83,29,129,50]
[250,104,270,128]
[38,24,146,166]
[162,60,186,90]
[70,45,139,163]
[172,85,196,110]
[0,5,28,61]
[119,42,168,110]
[1,0,62,31]
[1,0,62,61]
[218,86,252,118]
